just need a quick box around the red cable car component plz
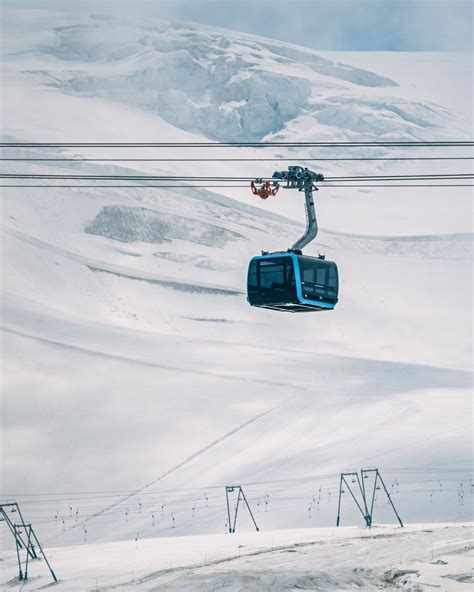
[250,180,279,199]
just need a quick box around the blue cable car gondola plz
[247,166,339,313]
[247,253,338,312]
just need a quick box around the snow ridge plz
[18,15,462,142]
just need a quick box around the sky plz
[2,0,473,51]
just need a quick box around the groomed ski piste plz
[0,5,473,591]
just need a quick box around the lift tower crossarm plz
[271,166,324,253]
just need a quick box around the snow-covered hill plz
[0,6,472,559]
[2,11,467,144]
[1,524,473,591]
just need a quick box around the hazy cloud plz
[2,0,473,51]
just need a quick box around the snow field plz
[1,524,472,590]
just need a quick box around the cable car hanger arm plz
[251,166,324,253]
[291,177,319,252]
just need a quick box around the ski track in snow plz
[86,266,241,295]
[47,406,279,543]
[1,326,306,391]
[2,225,244,295]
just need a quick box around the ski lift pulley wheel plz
[250,179,280,199]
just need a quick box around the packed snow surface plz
[1,524,473,591]
[0,4,472,568]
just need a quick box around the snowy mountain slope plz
[0,7,472,555]
[2,187,471,547]
[2,186,471,367]
[4,12,465,144]
[318,51,473,125]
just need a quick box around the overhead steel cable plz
[1,140,473,148]
[10,480,470,511]
[1,156,474,162]
[1,184,473,188]
[3,469,470,500]
[1,173,473,181]
[327,174,474,181]
[2,473,339,499]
